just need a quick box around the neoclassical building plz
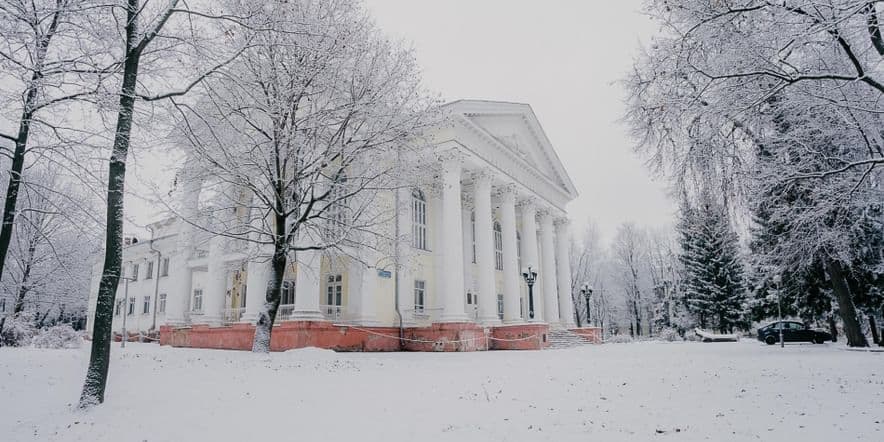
[86,100,593,351]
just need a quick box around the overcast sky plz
[364,0,674,243]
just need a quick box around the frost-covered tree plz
[0,168,100,337]
[82,0,246,408]
[677,193,747,333]
[170,0,437,353]
[0,0,110,287]
[624,0,884,346]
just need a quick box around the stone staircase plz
[546,328,593,349]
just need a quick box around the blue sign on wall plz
[377,269,392,279]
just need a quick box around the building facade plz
[86,100,592,351]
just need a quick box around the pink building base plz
[159,322,552,352]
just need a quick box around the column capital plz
[493,183,518,199]
[516,196,537,211]
[554,217,571,229]
[470,167,494,185]
[437,149,464,169]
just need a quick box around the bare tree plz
[0,0,111,287]
[169,0,437,353]
[80,0,249,407]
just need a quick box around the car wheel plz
[765,335,776,345]
[814,337,824,344]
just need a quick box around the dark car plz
[757,321,832,345]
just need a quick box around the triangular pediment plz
[444,100,578,200]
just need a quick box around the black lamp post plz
[580,284,593,326]
[522,265,537,320]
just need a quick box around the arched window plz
[493,221,504,271]
[412,189,427,250]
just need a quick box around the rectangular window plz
[470,211,476,263]
[414,280,426,312]
[497,294,504,319]
[412,190,428,250]
[115,300,121,316]
[281,280,296,305]
[161,257,170,277]
[145,261,154,279]
[143,296,150,314]
[131,263,139,281]
[192,289,203,312]
[494,223,504,271]
[326,274,343,306]
[127,297,135,315]
[158,293,166,313]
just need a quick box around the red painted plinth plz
[490,323,549,350]
[569,327,603,344]
[159,321,553,352]
[403,322,488,352]
[160,322,402,352]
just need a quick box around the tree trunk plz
[869,315,880,345]
[79,9,142,407]
[828,314,838,342]
[825,260,868,347]
[252,206,288,353]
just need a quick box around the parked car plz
[757,321,832,345]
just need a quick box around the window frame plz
[412,189,428,250]
[143,296,151,314]
[160,257,170,277]
[158,293,166,313]
[145,261,154,280]
[493,221,504,271]
[127,297,135,315]
[414,280,426,312]
[131,263,139,281]
[192,289,203,312]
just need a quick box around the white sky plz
[364,0,674,243]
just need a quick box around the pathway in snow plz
[1,341,881,441]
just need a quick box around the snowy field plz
[1,341,881,442]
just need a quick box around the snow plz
[1,341,881,441]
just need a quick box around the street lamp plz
[522,265,537,320]
[580,284,593,327]
[773,274,783,348]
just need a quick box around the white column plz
[473,169,500,325]
[539,211,560,325]
[242,258,270,323]
[166,154,202,325]
[461,204,473,317]
[499,185,521,323]
[200,236,227,325]
[395,187,415,324]
[556,218,576,328]
[349,258,379,325]
[165,252,192,325]
[292,249,323,320]
[438,152,469,322]
[519,198,540,321]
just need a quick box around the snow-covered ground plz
[1,341,881,442]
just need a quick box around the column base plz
[478,316,502,326]
[437,314,471,323]
[289,310,325,321]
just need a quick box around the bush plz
[656,328,683,342]
[32,324,83,349]
[0,314,38,347]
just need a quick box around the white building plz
[86,100,584,349]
